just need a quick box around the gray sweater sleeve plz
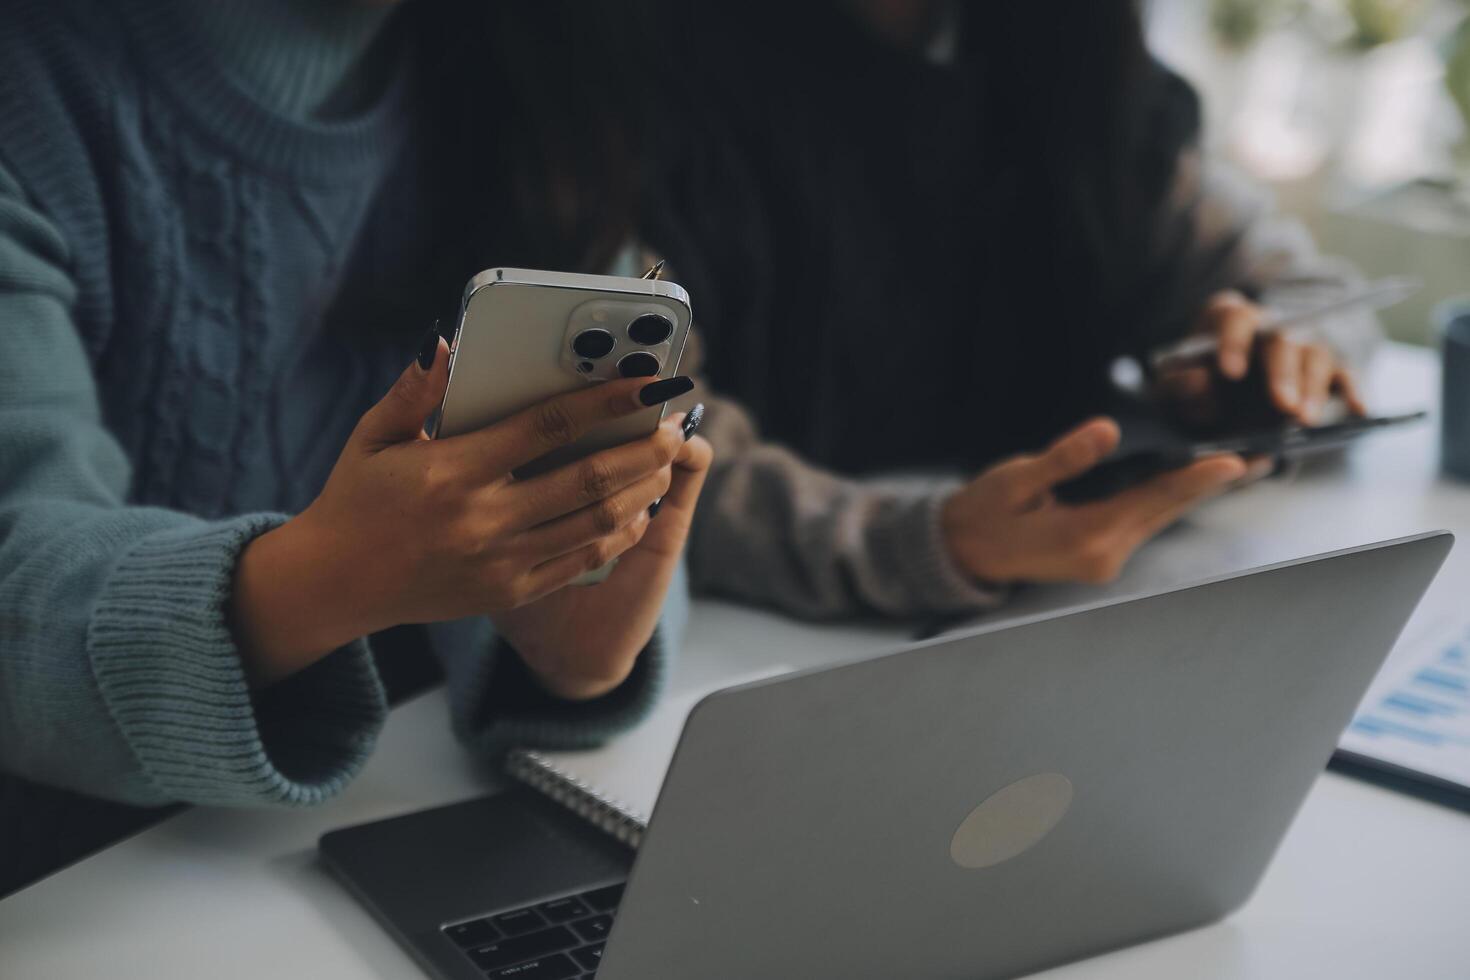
[684,386,1007,620]
[0,163,388,807]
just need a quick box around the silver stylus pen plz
[1150,276,1421,371]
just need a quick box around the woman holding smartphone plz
[642,0,1378,618]
[0,1,708,891]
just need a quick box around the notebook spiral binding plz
[505,748,648,849]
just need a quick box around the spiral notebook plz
[505,665,791,848]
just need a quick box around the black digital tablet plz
[1055,411,1428,504]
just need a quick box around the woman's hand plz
[231,337,699,686]
[491,415,713,700]
[1155,290,1367,427]
[941,418,1247,586]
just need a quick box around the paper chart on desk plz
[506,665,793,846]
[1339,619,1470,788]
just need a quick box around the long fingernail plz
[416,322,440,370]
[650,402,705,519]
[1301,397,1322,424]
[681,402,706,440]
[638,375,693,406]
[1223,352,1247,378]
[1278,382,1298,408]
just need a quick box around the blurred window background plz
[1147,0,1470,344]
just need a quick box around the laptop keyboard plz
[442,881,625,978]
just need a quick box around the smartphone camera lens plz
[627,313,673,346]
[571,328,615,360]
[617,351,661,378]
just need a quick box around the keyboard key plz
[442,916,500,948]
[571,943,604,970]
[493,907,547,935]
[483,953,579,979]
[580,883,624,912]
[538,896,591,922]
[467,926,576,971]
[571,915,613,943]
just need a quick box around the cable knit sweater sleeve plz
[0,162,389,808]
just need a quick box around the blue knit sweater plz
[0,0,679,819]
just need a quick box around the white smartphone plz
[433,267,693,582]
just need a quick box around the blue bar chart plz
[1341,623,1470,788]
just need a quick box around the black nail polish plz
[650,403,707,519]
[638,375,694,406]
[681,402,706,441]
[416,322,440,370]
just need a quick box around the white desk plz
[3,344,1469,979]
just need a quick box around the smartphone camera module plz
[626,313,674,347]
[617,351,661,378]
[565,298,681,383]
[571,328,616,360]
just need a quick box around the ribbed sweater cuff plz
[87,514,386,807]
[875,490,1010,614]
[454,628,673,759]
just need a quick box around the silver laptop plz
[321,532,1451,980]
